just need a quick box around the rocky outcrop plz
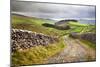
[11,29,59,52]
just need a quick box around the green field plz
[11,14,96,66]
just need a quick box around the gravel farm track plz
[44,36,96,64]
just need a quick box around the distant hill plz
[12,13,55,23]
[54,19,78,30]
[12,13,35,19]
[55,19,78,25]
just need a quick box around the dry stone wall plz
[80,33,96,43]
[69,32,96,44]
[11,29,58,52]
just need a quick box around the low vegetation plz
[12,40,65,66]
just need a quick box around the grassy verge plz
[80,40,96,49]
[12,40,66,66]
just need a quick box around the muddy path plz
[44,36,96,64]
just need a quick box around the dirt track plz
[44,36,96,64]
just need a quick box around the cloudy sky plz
[11,1,96,20]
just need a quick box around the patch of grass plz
[68,22,89,27]
[80,40,96,49]
[12,40,66,66]
[69,27,84,33]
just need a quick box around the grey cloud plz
[11,1,96,19]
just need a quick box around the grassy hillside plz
[67,21,96,34]
[11,14,67,66]
[12,14,64,36]
[12,14,96,36]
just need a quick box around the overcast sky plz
[11,1,96,20]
